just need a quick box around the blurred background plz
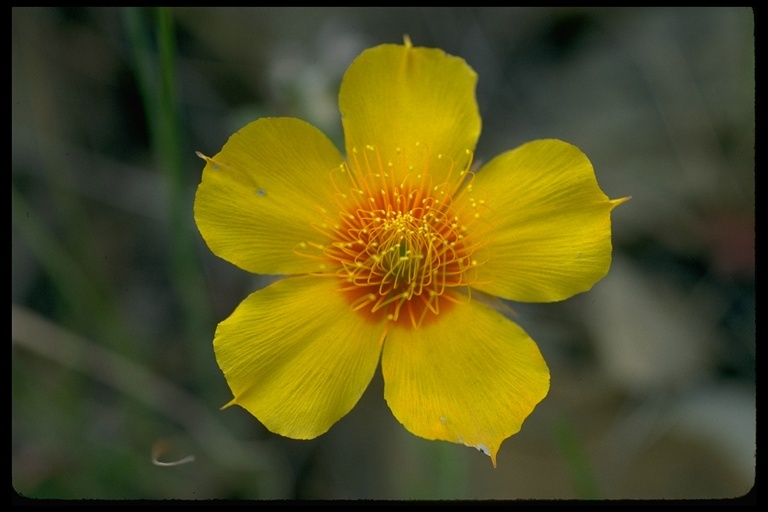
[12,7,754,500]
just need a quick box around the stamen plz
[306,147,486,328]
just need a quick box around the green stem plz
[123,7,214,388]
[552,416,600,499]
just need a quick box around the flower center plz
[318,145,482,328]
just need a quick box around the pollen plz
[320,145,482,328]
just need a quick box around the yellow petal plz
[194,117,345,275]
[381,296,550,466]
[339,43,480,188]
[214,276,385,439]
[467,139,625,303]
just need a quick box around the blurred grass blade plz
[12,187,128,351]
[123,7,214,385]
[12,304,288,497]
[552,416,600,499]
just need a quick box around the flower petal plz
[339,43,480,187]
[214,276,385,439]
[467,139,626,302]
[194,117,345,275]
[381,296,550,466]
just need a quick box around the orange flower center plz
[316,145,485,328]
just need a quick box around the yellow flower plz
[194,40,626,467]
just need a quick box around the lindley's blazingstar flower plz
[194,41,627,466]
